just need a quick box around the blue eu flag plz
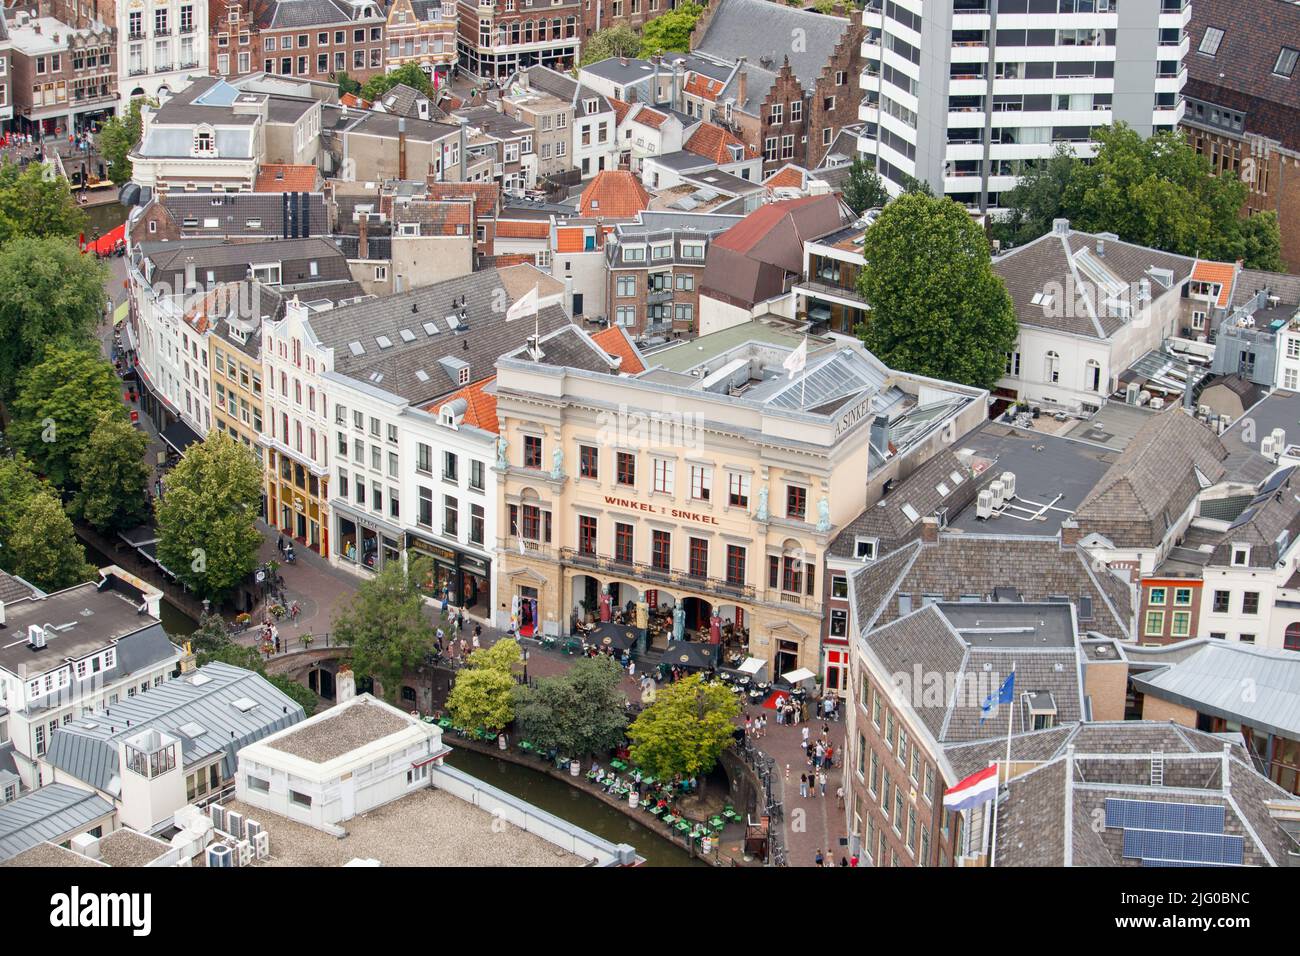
[979,672,1016,725]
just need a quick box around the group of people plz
[434,615,483,659]
[813,848,858,867]
[275,534,297,564]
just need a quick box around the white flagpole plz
[800,336,808,408]
[990,663,1016,868]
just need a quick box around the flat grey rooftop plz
[0,582,160,673]
[97,828,172,867]
[265,699,410,763]
[948,423,1115,537]
[3,843,106,867]
[1224,388,1300,457]
[939,602,1077,648]
[1062,402,1162,451]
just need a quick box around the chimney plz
[1096,239,1105,258]
[398,117,407,180]
[736,67,747,119]
[358,211,369,260]
[336,666,356,704]
[1060,519,1081,548]
[671,61,683,108]
[920,515,940,543]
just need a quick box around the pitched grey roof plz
[1073,410,1228,549]
[0,784,115,862]
[0,570,40,604]
[502,324,620,375]
[164,192,329,239]
[514,66,611,117]
[1130,640,1300,740]
[140,237,351,291]
[43,662,304,797]
[312,267,574,404]
[262,0,361,29]
[850,536,1133,640]
[377,83,446,121]
[1204,468,1300,568]
[1229,268,1300,311]
[694,0,852,92]
[991,226,1196,339]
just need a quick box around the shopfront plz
[336,507,403,574]
[406,534,491,617]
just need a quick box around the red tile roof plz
[439,377,498,433]
[1191,260,1238,308]
[254,164,319,193]
[555,227,587,254]
[496,219,551,240]
[591,326,646,374]
[763,165,807,189]
[340,93,371,109]
[685,123,759,163]
[630,104,669,130]
[425,180,499,219]
[578,170,651,219]
[610,97,633,126]
[683,73,725,101]
[713,194,837,254]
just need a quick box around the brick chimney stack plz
[920,516,940,543]
[1060,519,1081,548]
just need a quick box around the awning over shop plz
[113,301,129,325]
[161,420,201,455]
[738,657,767,676]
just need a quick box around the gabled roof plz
[0,784,115,862]
[438,376,499,433]
[1190,260,1239,308]
[495,219,551,240]
[693,0,854,92]
[254,164,319,193]
[1074,410,1228,549]
[578,170,651,219]
[684,123,758,164]
[763,164,808,190]
[591,325,647,374]
[424,180,499,219]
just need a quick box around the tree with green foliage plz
[627,674,739,783]
[856,192,1017,389]
[9,344,124,488]
[899,173,934,196]
[0,236,108,402]
[69,412,152,534]
[843,155,888,215]
[97,98,150,188]
[154,431,264,601]
[995,124,1283,269]
[332,558,436,703]
[813,0,839,13]
[447,638,521,732]
[639,2,703,56]
[0,454,54,551]
[362,63,436,102]
[0,162,87,247]
[579,25,643,67]
[514,655,628,756]
[337,72,363,98]
[5,493,95,592]
[191,610,317,715]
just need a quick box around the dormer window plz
[1232,545,1251,566]
[854,537,877,561]
[194,126,216,155]
[1027,692,1057,730]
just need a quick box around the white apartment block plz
[119,0,209,106]
[858,0,1190,212]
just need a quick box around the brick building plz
[209,0,387,84]
[384,0,457,82]
[7,10,116,136]
[1181,0,1300,273]
[455,0,581,82]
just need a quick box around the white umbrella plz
[782,667,817,685]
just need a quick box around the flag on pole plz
[979,671,1016,725]
[942,765,999,812]
[783,336,808,380]
[506,284,538,322]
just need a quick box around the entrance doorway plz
[776,639,799,678]
[517,585,539,637]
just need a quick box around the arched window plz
[1285,622,1300,653]
[1086,359,1102,392]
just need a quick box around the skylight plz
[187,674,213,687]
[1276,47,1299,78]
[178,721,207,738]
[949,471,965,486]
[399,328,416,342]
[348,341,365,356]
[901,503,920,522]
[231,697,259,713]
[376,335,393,349]
[1030,291,1054,308]
[1198,26,1224,56]
[443,316,459,332]
[936,482,951,497]
[423,321,439,335]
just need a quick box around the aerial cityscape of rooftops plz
[0,0,1298,884]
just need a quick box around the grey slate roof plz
[1073,410,1228,549]
[43,662,304,797]
[164,192,329,239]
[0,784,115,862]
[502,324,621,375]
[992,226,1196,339]
[261,0,361,29]
[850,535,1133,640]
[312,266,574,404]
[140,237,351,291]
[514,66,611,117]
[1229,269,1300,311]
[1130,640,1300,741]
[0,570,40,604]
[694,0,853,94]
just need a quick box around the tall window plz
[578,515,598,554]
[617,451,636,486]
[787,485,807,520]
[524,435,542,469]
[615,522,634,563]
[726,545,746,586]
[579,444,598,479]
[651,530,671,571]
[653,458,674,494]
[689,538,708,578]
[690,465,712,501]
[729,472,750,507]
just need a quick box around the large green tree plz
[333,558,436,703]
[842,155,888,216]
[362,63,436,102]
[514,654,628,756]
[579,25,643,67]
[638,2,703,56]
[856,192,1017,389]
[70,412,152,534]
[995,124,1283,270]
[9,344,124,488]
[0,236,108,401]
[447,638,521,732]
[0,454,54,550]
[97,98,149,188]
[154,431,263,601]
[0,162,87,247]
[5,493,95,592]
[627,674,739,783]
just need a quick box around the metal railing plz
[559,547,755,602]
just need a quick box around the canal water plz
[79,537,199,638]
[444,748,701,867]
[82,199,128,237]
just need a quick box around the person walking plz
[799,773,809,799]
[814,849,824,867]
[836,785,845,809]
[628,660,636,678]
[801,725,810,746]
[277,534,285,555]
[819,770,828,797]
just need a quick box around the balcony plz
[129,30,145,41]
[559,548,756,604]
[647,289,672,305]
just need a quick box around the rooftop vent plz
[231,697,258,713]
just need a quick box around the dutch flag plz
[942,764,1000,812]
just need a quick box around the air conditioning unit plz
[206,844,233,868]
[1272,428,1286,451]
[1150,396,1165,410]
[1125,382,1140,405]
[253,831,270,860]
[1197,404,1212,419]
[1000,471,1016,499]
[244,820,262,844]
[1138,390,1152,406]
[225,810,244,841]
[209,803,227,833]
[236,840,253,867]
[990,480,1006,509]
[976,489,994,520]
[1262,435,1277,458]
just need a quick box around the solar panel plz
[1104,798,1226,834]
[1257,465,1295,497]
[1122,828,1244,865]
